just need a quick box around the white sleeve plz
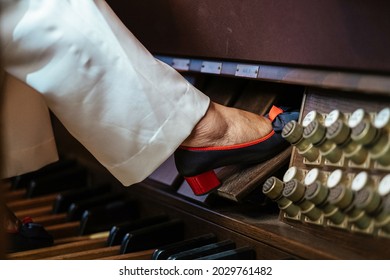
[1,73,59,178]
[1,0,210,185]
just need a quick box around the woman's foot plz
[175,104,299,195]
[181,102,273,148]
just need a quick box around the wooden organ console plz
[1,0,390,259]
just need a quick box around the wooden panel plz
[107,0,390,73]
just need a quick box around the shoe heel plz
[184,170,221,196]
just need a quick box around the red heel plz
[184,170,221,196]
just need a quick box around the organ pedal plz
[2,158,258,260]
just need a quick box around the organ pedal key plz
[3,158,257,260]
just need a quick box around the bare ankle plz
[181,102,228,147]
